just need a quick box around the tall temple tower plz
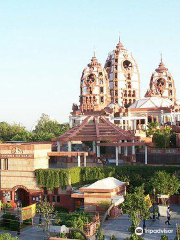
[78,54,111,113]
[145,59,176,104]
[105,38,140,108]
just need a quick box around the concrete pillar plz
[115,146,118,166]
[68,141,72,152]
[84,155,87,167]
[125,120,128,130]
[134,120,136,132]
[145,146,148,165]
[93,141,96,153]
[69,117,73,128]
[97,141,100,158]
[124,140,128,156]
[132,140,135,155]
[118,140,122,154]
[57,141,61,152]
[78,155,81,167]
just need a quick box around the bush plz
[160,234,168,240]
[3,203,13,209]
[1,213,18,231]
[54,205,69,213]
[0,234,20,240]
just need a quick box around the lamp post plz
[17,201,21,235]
[153,187,156,221]
[96,197,123,240]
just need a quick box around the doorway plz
[15,188,30,207]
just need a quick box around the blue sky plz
[0,0,180,129]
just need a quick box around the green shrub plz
[1,213,18,231]
[0,234,19,240]
[3,203,13,209]
[54,205,69,213]
[160,234,168,240]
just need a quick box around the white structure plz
[105,38,140,108]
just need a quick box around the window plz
[1,159,8,170]
[54,188,58,195]
[44,187,48,195]
[101,97,104,103]
[53,196,56,202]
[57,196,60,203]
[100,87,104,93]
[115,73,117,78]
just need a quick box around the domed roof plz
[128,97,173,109]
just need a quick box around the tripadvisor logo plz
[135,227,143,236]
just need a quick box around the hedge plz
[35,166,180,190]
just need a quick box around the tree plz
[123,186,151,234]
[153,126,173,148]
[0,122,30,142]
[36,199,56,238]
[33,113,69,141]
[145,122,159,137]
[0,234,19,240]
[149,171,180,197]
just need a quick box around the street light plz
[153,187,156,221]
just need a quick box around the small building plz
[71,177,129,212]
[0,143,51,207]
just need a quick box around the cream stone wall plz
[0,143,51,192]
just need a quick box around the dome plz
[128,97,173,109]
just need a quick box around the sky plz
[0,0,180,129]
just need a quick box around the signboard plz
[21,204,36,221]
[0,154,34,159]
[145,194,152,208]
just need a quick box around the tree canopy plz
[148,171,180,196]
[0,113,69,142]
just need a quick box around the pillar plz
[132,140,135,155]
[125,120,128,130]
[57,141,61,152]
[68,141,72,152]
[93,141,96,153]
[84,155,87,167]
[145,146,148,165]
[115,146,118,166]
[124,140,128,156]
[96,141,100,158]
[69,117,73,128]
[118,140,122,154]
[78,155,81,167]
[134,120,136,132]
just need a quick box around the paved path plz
[103,205,180,240]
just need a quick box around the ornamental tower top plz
[105,37,140,108]
[145,58,176,104]
[79,54,111,113]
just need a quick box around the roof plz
[80,177,128,192]
[128,97,173,109]
[54,116,138,143]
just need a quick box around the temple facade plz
[70,38,180,133]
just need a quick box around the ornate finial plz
[93,46,96,57]
[160,52,162,63]
[119,32,121,43]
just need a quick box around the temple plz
[70,37,180,134]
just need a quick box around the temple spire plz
[160,52,162,63]
[93,46,96,57]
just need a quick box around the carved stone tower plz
[105,38,140,108]
[79,54,111,113]
[145,59,176,104]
